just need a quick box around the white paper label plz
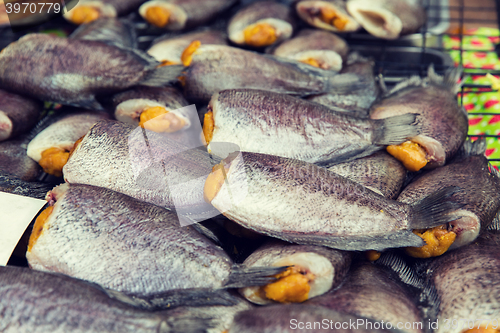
[0,192,46,265]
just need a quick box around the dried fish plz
[296,0,360,33]
[0,88,42,142]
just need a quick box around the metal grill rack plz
[342,0,500,169]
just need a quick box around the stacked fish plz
[1,0,500,332]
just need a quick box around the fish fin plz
[372,113,421,146]
[140,65,185,87]
[131,288,239,310]
[428,64,463,94]
[326,73,368,94]
[377,73,388,94]
[345,52,371,65]
[376,251,425,289]
[223,265,289,288]
[160,317,212,333]
[460,137,487,157]
[487,208,500,231]
[410,186,465,229]
[384,76,424,97]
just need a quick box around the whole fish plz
[397,138,500,258]
[271,29,348,72]
[296,0,360,33]
[27,183,286,298]
[63,0,147,25]
[204,89,420,165]
[0,33,183,109]
[139,0,238,30]
[27,110,110,177]
[420,232,500,333]
[69,17,138,48]
[0,265,208,333]
[325,151,406,199]
[307,53,380,114]
[147,30,227,66]
[347,0,426,39]
[180,44,361,103]
[308,262,425,333]
[0,89,42,142]
[228,303,393,333]
[239,240,352,305]
[370,66,468,172]
[204,151,463,251]
[63,120,220,222]
[228,1,295,48]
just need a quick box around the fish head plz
[139,1,187,30]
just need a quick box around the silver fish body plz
[347,0,426,39]
[0,34,183,109]
[271,29,348,72]
[182,45,357,103]
[0,265,208,333]
[207,89,420,165]
[69,17,137,48]
[63,120,220,222]
[325,151,406,199]
[370,66,468,168]
[239,240,352,305]
[423,232,500,333]
[147,30,227,65]
[206,151,462,251]
[228,1,295,48]
[0,88,42,142]
[308,263,425,333]
[229,303,393,333]
[27,183,232,296]
[397,139,500,250]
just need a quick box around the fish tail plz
[326,73,368,95]
[460,137,487,157]
[373,113,420,146]
[140,64,185,87]
[223,264,289,288]
[487,208,500,231]
[428,64,463,94]
[410,185,465,229]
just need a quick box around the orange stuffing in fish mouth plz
[243,23,278,47]
[386,141,428,172]
[405,225,456,258]
[262,266,315,303]
[365,250,381,261]
[139,106,186,133]
[28,206,54,252]
[202,111,214,145]
[145,6,170,28]
[39,147,70,177]
[181,40,201,66]
[70,6,101,25]
[318,7,349,30]
[204,162,230,203]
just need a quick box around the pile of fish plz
[1,0,500,332]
